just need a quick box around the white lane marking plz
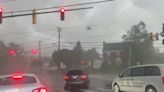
[96,88,112,91]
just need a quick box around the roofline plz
[128,64,164,68]
[0,73,36,78]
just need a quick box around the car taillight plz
[12,75,23,80]
[32,87,47,92]
[81,75,87,80]
[64,75,69,80]
[162,77,164,84]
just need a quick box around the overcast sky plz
[0,0,164,56]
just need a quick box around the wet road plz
[37,72,115,92]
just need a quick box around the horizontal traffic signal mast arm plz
[2,7,93,18]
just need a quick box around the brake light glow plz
[162,77,164,84]
[81,75,87,80]
[64,75,69,80]
[12,75,23,79]
[32,87,47,92]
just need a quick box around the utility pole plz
[128,47,132,66]
[57,27,61,51]
[38,41,42,61]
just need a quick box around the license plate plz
[72,76,78,79]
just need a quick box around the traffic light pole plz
[128,47,132,66]
[38,41,42,61]
[57,27,61,51]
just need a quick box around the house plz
[103,42,127,67]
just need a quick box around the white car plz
[112,64,164,92]
[0,73,47,92]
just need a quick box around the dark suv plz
[64,69,90,90]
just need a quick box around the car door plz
[143,66,161,92]
[118,68,132,92]
[130,67,145,92]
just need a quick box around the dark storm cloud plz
[0,0,164,55]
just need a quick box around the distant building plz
[93,59,102,69]
[103,42,127,67]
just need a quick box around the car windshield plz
[0,76,37,86]
[0,0,164,92]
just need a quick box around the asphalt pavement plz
[36,72,116,92]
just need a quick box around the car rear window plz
[144,66,161,76]
[67,70,84,75]
[0,76,37,86]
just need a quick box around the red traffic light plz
[60,8,65,13]
[60,8,65,21]
[8,49,16,56]
[32,49,38,55]
[0,8,2,12]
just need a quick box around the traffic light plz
[8,49,16,56]
[32,49,38,55]
[163,39,164,45]
[60,8,65,21]
[0,8,3,24]
[32,9,36,24]
[149,32,153,40]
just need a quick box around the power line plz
[61,46,102,49]
[23,46,55,53]
[61,45,102,47]
[4,0,113,14]
[41,46,56,50]
[62,35,122,38]
[36,42,103,49]
[24,43,103,53]
[61,41,103,44]
[38,41,103,46]
[0,29,55,40]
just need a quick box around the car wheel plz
[146,86,157,92]
[114,84,120,92]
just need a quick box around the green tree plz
[82,48,100,68]
[122,21,156,66]
[83,48,100,62]
[0,41,8,73]
[73,41,82,51]
[8,42,24,56]
[51,41,101,69]
[51,41,83,69]
[0,41,26,74]
[73,41,82,65]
